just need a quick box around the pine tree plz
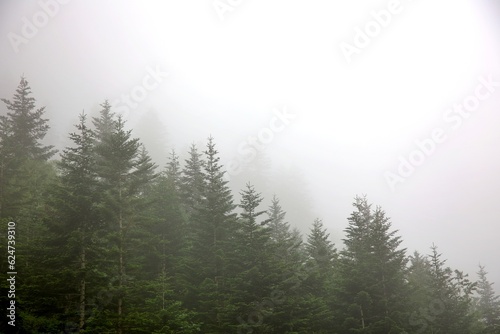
[0,76,56,218]
[413,245,477,333]
[261,195,309,333]
[92,100,116,144]
[166,149,181,191]
[337,196,409,332]
[94,113,158,333]
[189,137,237,331]
[305,218,337,271]
[55,112,99,331]
[268,195,291,244]
[180,144,205,218]
[407,251,436,332]
[0,76,55,161]
[476,265,500,333]
[294,218,338,332]
[238,183,270,235]
[0,79,61,332]
[143,149,190,307]
[232,183,273,320]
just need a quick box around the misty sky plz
[1,0,500,290]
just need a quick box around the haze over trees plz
[1,77,499,333]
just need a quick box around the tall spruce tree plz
[0,77,59,332]
[189,137,237,332]
[296,218,338,332]
[53,112,100,331]
[94,112,157,333]
[229,184,276,332]
[305,218,337,272]
[262,195,308,333]
[407,251,436,332]
[180,144,205,218]
[411,245,477,333]
[0,76,56,218]
[166,149,181,192]
[144,149,189,303]
[337,196,409,332]
[476,265,500,333]
[92,100,116,144]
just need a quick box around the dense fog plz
[1,0,500,332]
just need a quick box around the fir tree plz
[189,137,237,331]
[54,112,100,331]
[166,149,181,191]
[94,113,158,333]
[92,100,116,144]
[337,196,409,332]
[180,144,205,218]
[476,265,500,333]
[0,76,56,218]
[417,245,477,333]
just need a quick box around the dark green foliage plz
[0,77,55,161]
[475,265,500,333]
[52,112,100,331]
[337,196,409,333]
[93,111,158,333]
[188,137,237,331]
[4,83,498,333]
[180,144,205,218]
[0,77,56,218]
[406,245,478,333]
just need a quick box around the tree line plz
[1,77,499,333]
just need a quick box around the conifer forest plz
[1,77,499,333]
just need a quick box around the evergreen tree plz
[261,195,308,333]
[407,251,436,332]
[94,113,158,333]
[268,195,292,245]
[189,137,237,332]
[475,265,500,333]
[337,196,409,333]
[0,76,56,218]
[411,245,477,333]
[180,144,205,218]
[229,184,276,332]
[305,218,337,272]
[144,149,190,306]
[293,218,338,333]
[92,100,116,144]
[165,149,182,192]
[54,112,100,331]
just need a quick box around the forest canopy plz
[1,77,499,333]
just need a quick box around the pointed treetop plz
[1,76,55,160]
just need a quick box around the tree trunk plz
[79,239,86,332]
[118,185,124,334]
[360,305,365,329]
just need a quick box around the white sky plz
[1,0,500,289]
